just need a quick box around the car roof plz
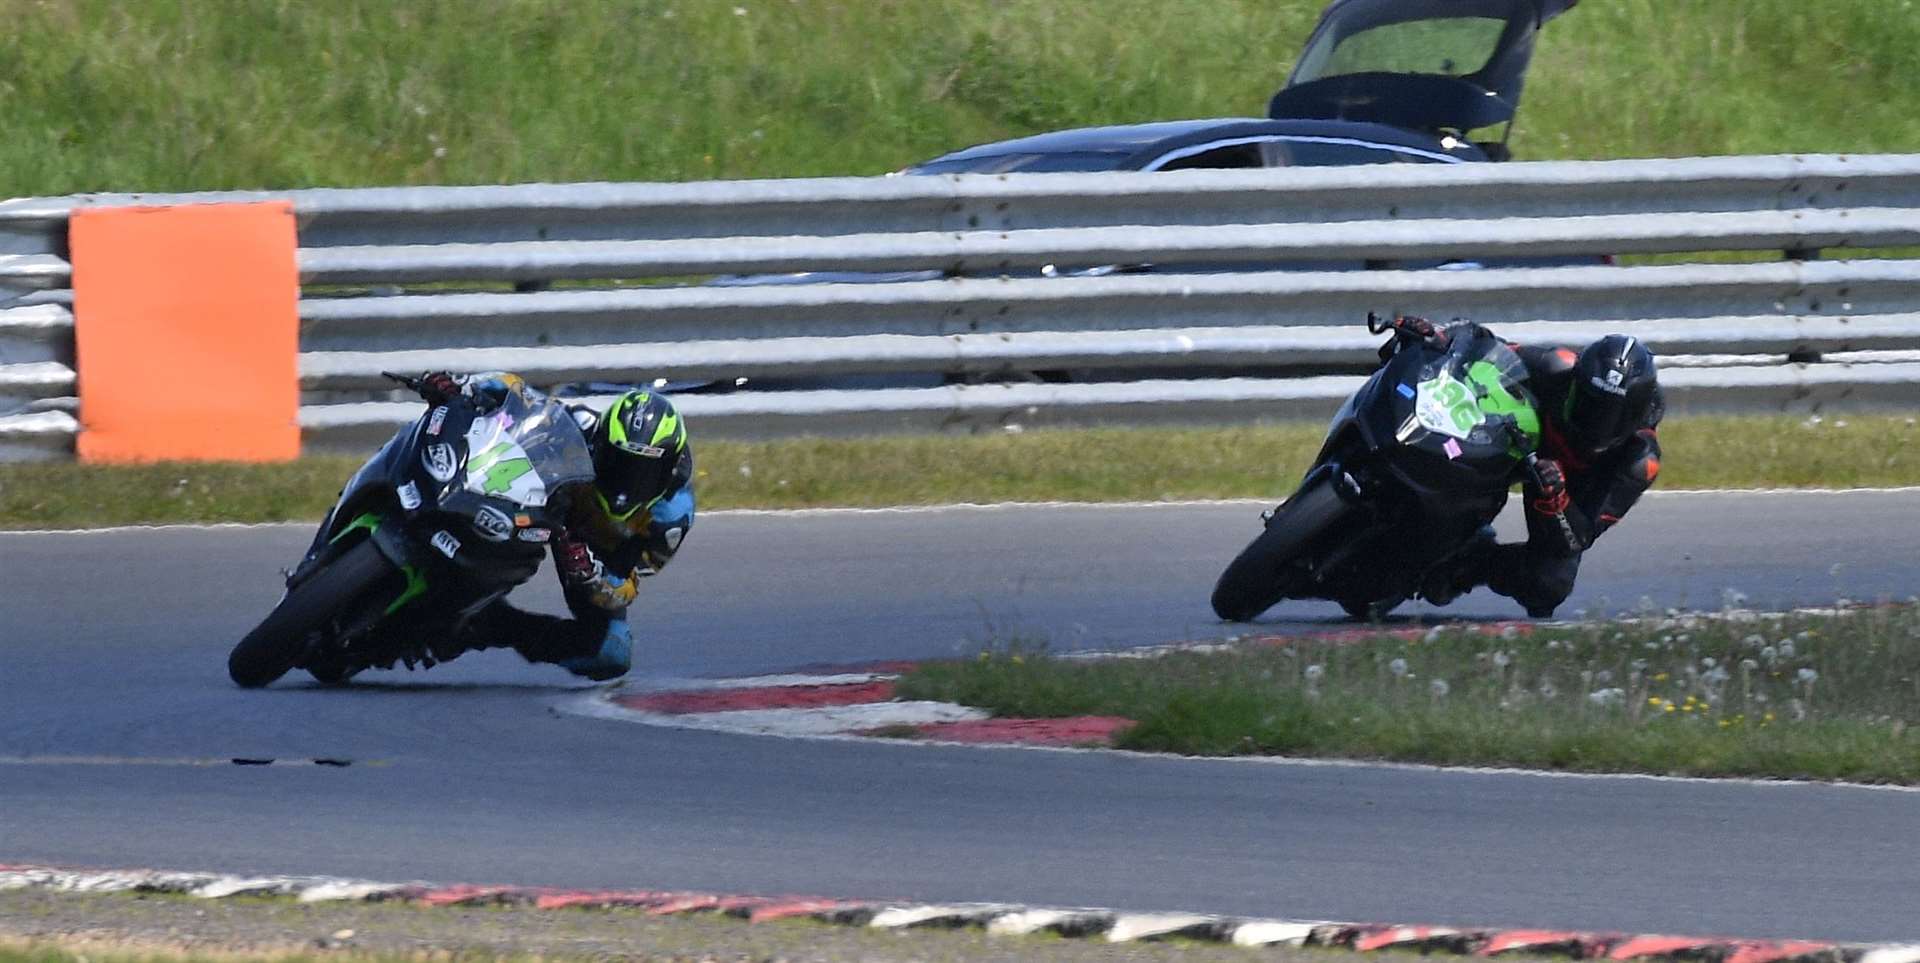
[906,117,1481,174]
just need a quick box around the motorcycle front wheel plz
[227,538,395,688]
[1210,477,1357,622]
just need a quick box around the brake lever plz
[380,370,424,392]
[1366,311,1391,335]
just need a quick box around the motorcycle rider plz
[1379,315,1663,618]
[410,371,694,680]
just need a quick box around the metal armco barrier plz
[4,153,1920,458]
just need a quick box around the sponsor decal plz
[425,406,448,436]
[396,481,422,511]
[618,442,667,457]
[1590,369,1629,396]
[516,527,551,544]
[430,530,461,558]
[1442,438,1463,460]
[423,443,458,482]
[1395,382,1416,399]
[472,505,513,542]
[514,514,532,527]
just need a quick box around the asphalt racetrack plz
[3,491,1918,941]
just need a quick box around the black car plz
[907,0,1577,175]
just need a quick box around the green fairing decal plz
[468,441,535,496]
[1466,361,1541,454]
[329,512,382,544]
[384,564,428,615]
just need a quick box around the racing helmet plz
[1564,335,1660,455]
[587,390,689,518]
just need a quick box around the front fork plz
[1263,461,1370,527]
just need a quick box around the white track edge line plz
[562,691,1920,796]
[7,486,1919,535]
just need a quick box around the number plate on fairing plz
[1414,370,1483,440]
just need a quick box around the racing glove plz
[553,532,602,585]
[1526,456,1570,516]
[1376,314,1449,363]
[416,371,464,406]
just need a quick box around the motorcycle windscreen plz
[457,393,596,508]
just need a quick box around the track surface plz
[3,492,1918,941]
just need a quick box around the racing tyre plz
[228,539,394,688]
[1210,478,1356,622]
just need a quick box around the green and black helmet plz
[588,390,689,518]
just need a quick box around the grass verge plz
[0,414,1914,530]
[5,1,1920,196]
[895,604,1920,783]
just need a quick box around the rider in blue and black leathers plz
[413,372,694,680]
[1381,317,1664,618]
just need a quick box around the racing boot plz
[1419,527,1497,607]
[554,618,633,682]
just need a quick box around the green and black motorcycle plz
[227,375,594,687]
[1212,315,1542,622]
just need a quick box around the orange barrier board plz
[70,201,301,462]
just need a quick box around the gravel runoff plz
[0,888,1445,963]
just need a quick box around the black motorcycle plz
[1211,316,1542,622]
[227,375,595,687]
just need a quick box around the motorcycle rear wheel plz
[1211,478,1356,622]
[228,538,394,688]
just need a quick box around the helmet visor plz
[593,442,673,517]
[1570,387,1635,454]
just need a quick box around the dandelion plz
[1722,588,1749,609]
[1590,688,1625,707]
[1305,665,1325,683]
[1742,634,1765,649]
[1798,668,1819,684]
[1595,669,1614,685]
[1539,679,1558,699]
[1389,658,1409,678]
[1652,672,1669,682]
[1702,657,1717,669]
[1779,640,1796,659]
[1760,645,1777,664]
[1500,626,1519,640]
[1740,658,1758,672]
[1424,626,1446,644]
[1430,679,1451,698]
[1492,651,1513,668]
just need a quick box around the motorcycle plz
[1210,315,1542,622]
[227,374,596,687]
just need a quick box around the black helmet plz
[1565,335,1660,455]
[588,390,689,518]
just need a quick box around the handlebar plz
[380,370,425,393]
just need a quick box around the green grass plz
[0,414,1913,529]
[896,605,1920,782]
[1,0,1919,197]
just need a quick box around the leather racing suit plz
[437,373,695,679]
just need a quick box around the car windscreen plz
[1292,13,1508,82]
[908,151,1132,174]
